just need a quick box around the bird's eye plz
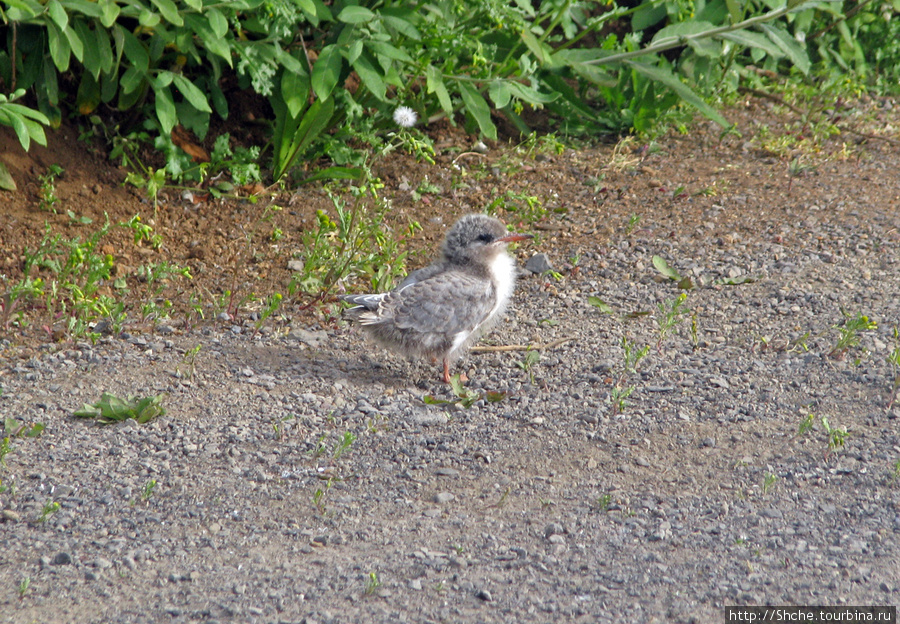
[477,233,494,243]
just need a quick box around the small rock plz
[544,523,564,538]
[287,259,304,272]
[287,328,329,348]
[433,492,455,504]
[475,588,493,602]
[1,509,21,522]
[409,579,422,591]
[435,467,460,478]
[525,253,554,274]
[52,552,73,566]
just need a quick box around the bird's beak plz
[496,232,533,244]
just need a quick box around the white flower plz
[393,106,418,128]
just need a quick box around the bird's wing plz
[387,270,495,335]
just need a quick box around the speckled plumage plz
[340,214,531,383]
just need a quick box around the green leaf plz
[422,395,451,405]
[651,21,717,44]
[366,40,413,64]
[718,30,784,58]
[63,20,85,63]
[99,0,119,27]
[652,255,681,280]
[337,5,375,23]
[149,0,183,25]
[520,28,555,66]
[0,160,16,190]
[172,74,212,113]
[206,8,229,38]
[311,44,342,101]
[352,53,386,101]
[3,0,42,19]
[382,14,421,40]
[119,27,149,70]
[47,0,68,31]
[153,83,177,135]
[488,81,511,109]
[632,2,666,30]
[47,22,71,72]
[273,97,335,182]
[587,296,613,313]
[426,65,452,115]
[459,82,496,140]
[281,70,310,118]
[759,23,810,74]
[624,60,729,128]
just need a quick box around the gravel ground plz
[3,110,900,623]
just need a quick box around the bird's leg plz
[442,358,468,384]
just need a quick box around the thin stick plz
[470,336,575,353]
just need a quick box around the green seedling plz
[423,375,507,409]
[312,478,333,514]
[18,577,30,599]
[656,293,689,349]
[177,345,202,381]
[254,293,283,333]
[608,337,650,416]
[624,213,641,235]
[651,256,694,290]
[74,393,166,425]
[38,165,64,213]
[0,437,9,467]
[609,385,635,414]
[596,494,613,512]
[364,572,382,595]
[515,349,541,384]
[4,418,45,439]
[887,327,900,412]
[119,215,163,249]
[797,412,815,437]
[892,459,900,483]
[333,431,357,460]
[141,479,157,501]
[690,312,700,349]
[762,472,778,494]
[821,417,849,454]
[588,296,614,314]
[829,312,877,359]
[36,500,60,523]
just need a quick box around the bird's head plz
[441,214,532,265]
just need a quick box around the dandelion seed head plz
[393,106,418,128]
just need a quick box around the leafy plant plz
[36,500,60,523]
[762,472,778,495]
[38,165,64,213]
[332,431,357,460]
[829,312,877,359]
[609,337,650,416]
[0,89,49,151]
[423,375,507,409]
[364,572,382,596]
[887,327,900,412]
[140,479,157,502]
[821,417,849,454]
[74,393,166,425]
[656,293,690,349]
[652,256,694,290]
[515,349,541,384]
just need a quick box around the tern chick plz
[340,213,532,383]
